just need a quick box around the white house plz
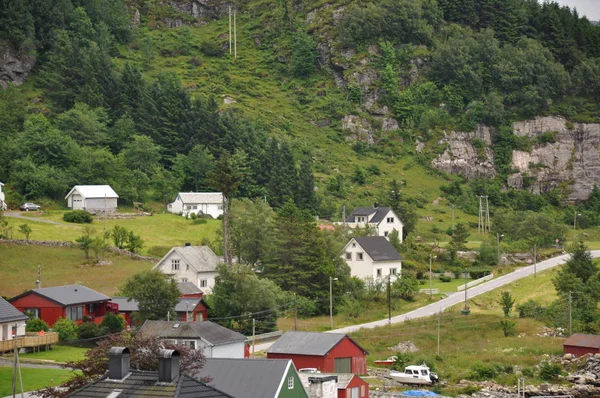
[336,206,403,242]
[168,192,223,218]
[153,244,221,293]
[0,182,6,211]
[65,185,119,212]
[0,297,28,343]
[139,320,247,358]
[341,236,403,281]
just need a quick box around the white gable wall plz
[170,339,245,358]
[0,320,26,341]
[376,209,404,243]
[168,196,185,214]
[342,240,402,281]
[84,197,118,212]
[181,203,222,219]
[155,251,218,293]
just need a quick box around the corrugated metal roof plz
[68,371,233,397]
[266,331,369,356]
[111,297,206,313]
[177,192,223,204]
[350,207,378,217]
[65,185,119,199]
[178,282,204,295]
[564,333,600,348]
[175,298,201,312]
[195,358,293,398]
[155,246,221,273]
[139,321,246,345]
[13,284,109,306]
[353,236,403,261]
[0,297,28,323]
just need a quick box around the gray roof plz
[353,236,403,261]
[11,284,109,306]
[369,207,392,223]
[65,185,118,200]
[139,321,246,346]
[178,192,223,205]
[68,371,233,398]
[0,297,28,323]
[110,297,207,313]
[348,207,395,224]
[195,358,294,398]
[350,207,378,217]
[155,246,221,273]
[178,282,204,295]
[299,373,356,389]
[266,331,368,356]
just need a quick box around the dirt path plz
[4,212,66,225]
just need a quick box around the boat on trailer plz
[389,364,438,385]
[374,356,398,367]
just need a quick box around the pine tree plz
[296,156,317,213]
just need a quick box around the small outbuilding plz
[168,192,223,218]
[65,185,119,212]
[299,373,369,398]
[267,331,369,375]
[564,333,600,356]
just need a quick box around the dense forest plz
[0,0,599,218]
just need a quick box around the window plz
[200,279,207,288]
[357,252,363,261]
[387,217,394,223]
[357,216,365,223]
[217,205,223,210]
[351,243,356,248]
[350,387,359,398]
[186,205,192,210]
[25,308,40,318]
[345,252,352,260]
[376,269,382,278]
[171,259,180,271]
[192,205,197,210]
[384,231,389,237]
[390,268,397,276]
[186,264,190,271]
[181,278,188,283]
[87,303,95,313]
[287,376,294,389]
[67,306,83,321]
[360,385,366,397]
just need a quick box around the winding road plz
[255,250,600,351]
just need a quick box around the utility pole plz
[329,277,338,330]
[387,275,391,325]
[569,291,572,336]
[252,318,256,358]
[228,6,232,55]
[533,244,537,278]
[437,309,441,357]
[342,205,346,225]
[12,324,24,398]
[233,8,237,59]
[477,196,490,234]
[294,293,298,331]
[429,253,433,301]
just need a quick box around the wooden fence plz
[0,332,59,353]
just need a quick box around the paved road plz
[254,250,600,351]
[4,212,65,225]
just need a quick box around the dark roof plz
[564,333,600,348]
[353,236,403,261]
[110,297,140,312]
[368,207,392,223]
[266,331,368,356]
[196,358,294,398]
[348,207,394,224]
[139,321,246,345]
[0,297,28,323]
[111,297,209,313]
[178,282,204,295]
[11,284,109,306]
[68,371,233,398]
[351,207,378,217]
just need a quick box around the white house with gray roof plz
[335,206,403,242]
[139,321,246,358]
[0,297,28,343]
[153,245,221,293]
[168,192,223,218]
[341,236,403,281]
[65,185,119,212]
[0,182,6,210]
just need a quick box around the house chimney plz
[158,349,180,383]
[185,242,191,247]
[374,202,379,208]
[308,375,338,398]
[108,347,130,380]
[35,280,40,289]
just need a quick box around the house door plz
[334,357,352,373]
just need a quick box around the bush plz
[499,320,517,337]
[100,312,126,334]
[63,210,93,224]
[193,218,207,225]
[26,317,49,332]
[439,275,452,282]
[78,321,101,339]
[539,361,562,381]
[518,299,546,318]
[416,271,424,280]
[190,212,197,220]
[53,317,78,341]
[468,362,501,380]
[200,40,224,56]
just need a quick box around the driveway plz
[254,250,600,351]
[4,212,65,225]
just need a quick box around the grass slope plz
[0,244,154,297]
[0,367,74,396]
[20,345,87,363]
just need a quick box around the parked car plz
[19,203,41,211]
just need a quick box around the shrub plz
[190,212,198,220]
[78,321,101,339]
[193,218,207,225]
[467,362,501,380]
[63,210,93,224]
[518,299,545,318]
[53,317,78,341]
[539,361,562,381]
[439,275,452,282]
[499,320,517,337]
[390,353,414,371]
[416,271,424,280]
[100,312,126,334]
[200,40,224,56]
[26,317,49,332]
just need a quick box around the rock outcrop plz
[0,44,35,88]
[431,125,496,179]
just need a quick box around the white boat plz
[389,364,438,385]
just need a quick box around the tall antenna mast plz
[234,8,237,59]
[228,6,232,55]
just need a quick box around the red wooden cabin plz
[266,331,369,375]
[564,333,600,357]
[10,284,112,326]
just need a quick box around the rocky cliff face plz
[0,44,35,89]
[162,0,229,27]
[430,116,600,201]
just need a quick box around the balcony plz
[0,332,59,353]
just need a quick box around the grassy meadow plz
[19,345,87,363]
[0,367,75,396]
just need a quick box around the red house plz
[177,282,205,299]
[564,333,600,356]
[10,284,112,326]
[266,331,369,375]
[111,297,209,326]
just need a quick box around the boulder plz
[0,44,35,88]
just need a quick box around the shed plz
[65,185,119,212]
[564,333,600,356]
[167,192,223,218]
[267,331,368,375]
[299,373,369,398]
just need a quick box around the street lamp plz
[461,268,470,315]
[329,276,338,330]
[574,211,581,240]
[429,253,437,300]
[496,233,504,265]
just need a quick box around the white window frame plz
[66,305,83,321]
[376,268,382,278]
[345,252,352,260]
[171,259,180,271]
[181,278,188,283]
[200,279,207,288]
[288,376,294,389]
[357,252,363,261]
[390,268,397,276]
[387,217,394,223]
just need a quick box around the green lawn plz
[20,345,87,363]
[0,245,154,297]
[6,212,221,256]
[0,366,75,396]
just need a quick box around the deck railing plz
[0,332,59,353]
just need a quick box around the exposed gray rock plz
[382,118,399,131]
[132,8,141,27]
[168,0,228,19]
[165,17,184,28]
[223,96,236,104]
[387,340,419,353]
[342,115,374,144]
[332,6,345,25]
[0,44,35,88]
[431,126,496,179]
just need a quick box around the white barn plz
[0,182,6,210]
[168,192,223,218]
[341,236,403,281]
[153,245,221,293]
[65,185,119,212]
